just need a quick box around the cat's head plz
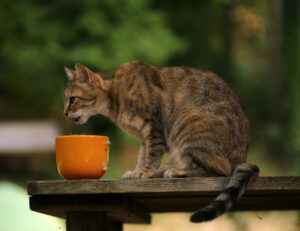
[63,63,111,124]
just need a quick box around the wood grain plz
[28,177,300,195]
[30,194,151,224]
[66,212,107,231]
[66,212,123,231]
[28,176,300,224]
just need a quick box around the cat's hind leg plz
[152,166,207,178]
[163,166,209,178]
[157,148,210,178]
[175,144,233,177]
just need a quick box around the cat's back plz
[114,60,226,92]
[113,61,243,109]
[157,65,242,109]
[157,65,224,93]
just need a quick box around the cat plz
[63,61,259,222]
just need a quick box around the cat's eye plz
[69,96,75,105]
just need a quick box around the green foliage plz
[0,0,299,177]
[0,0,186,119]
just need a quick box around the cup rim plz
[56,135,109,139]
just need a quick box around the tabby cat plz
[63,61,259,222]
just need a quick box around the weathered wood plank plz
[29,192,300,216]
[134,194,300,212]
[66,212,107,231]
[106,222,123,231]
[28,176,300,224]
[28,177,300,195]
[66,212,123,231]
[30,194,151,224]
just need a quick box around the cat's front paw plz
[132,168,155,179]
[123,168,155,179]
[122,170,134,179]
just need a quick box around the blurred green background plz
[0,0,299,230]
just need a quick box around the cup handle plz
[105,140,110,163]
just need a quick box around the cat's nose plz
[64,112,68,117]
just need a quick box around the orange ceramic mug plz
[56,135,110,180]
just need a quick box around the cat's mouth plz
[67,116,81,122]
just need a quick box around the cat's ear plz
[75,63,109,90]
[64,67,76,81]
[75,63,92,83]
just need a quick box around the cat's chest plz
[116,113,150,140]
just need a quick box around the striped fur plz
[63,61,259,221]
[190,163,259,222]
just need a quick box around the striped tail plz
[190,163,259,223]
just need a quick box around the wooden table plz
[27,176,300,231]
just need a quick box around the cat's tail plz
[190,163,259,223]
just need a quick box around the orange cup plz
[55,135,110,180]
